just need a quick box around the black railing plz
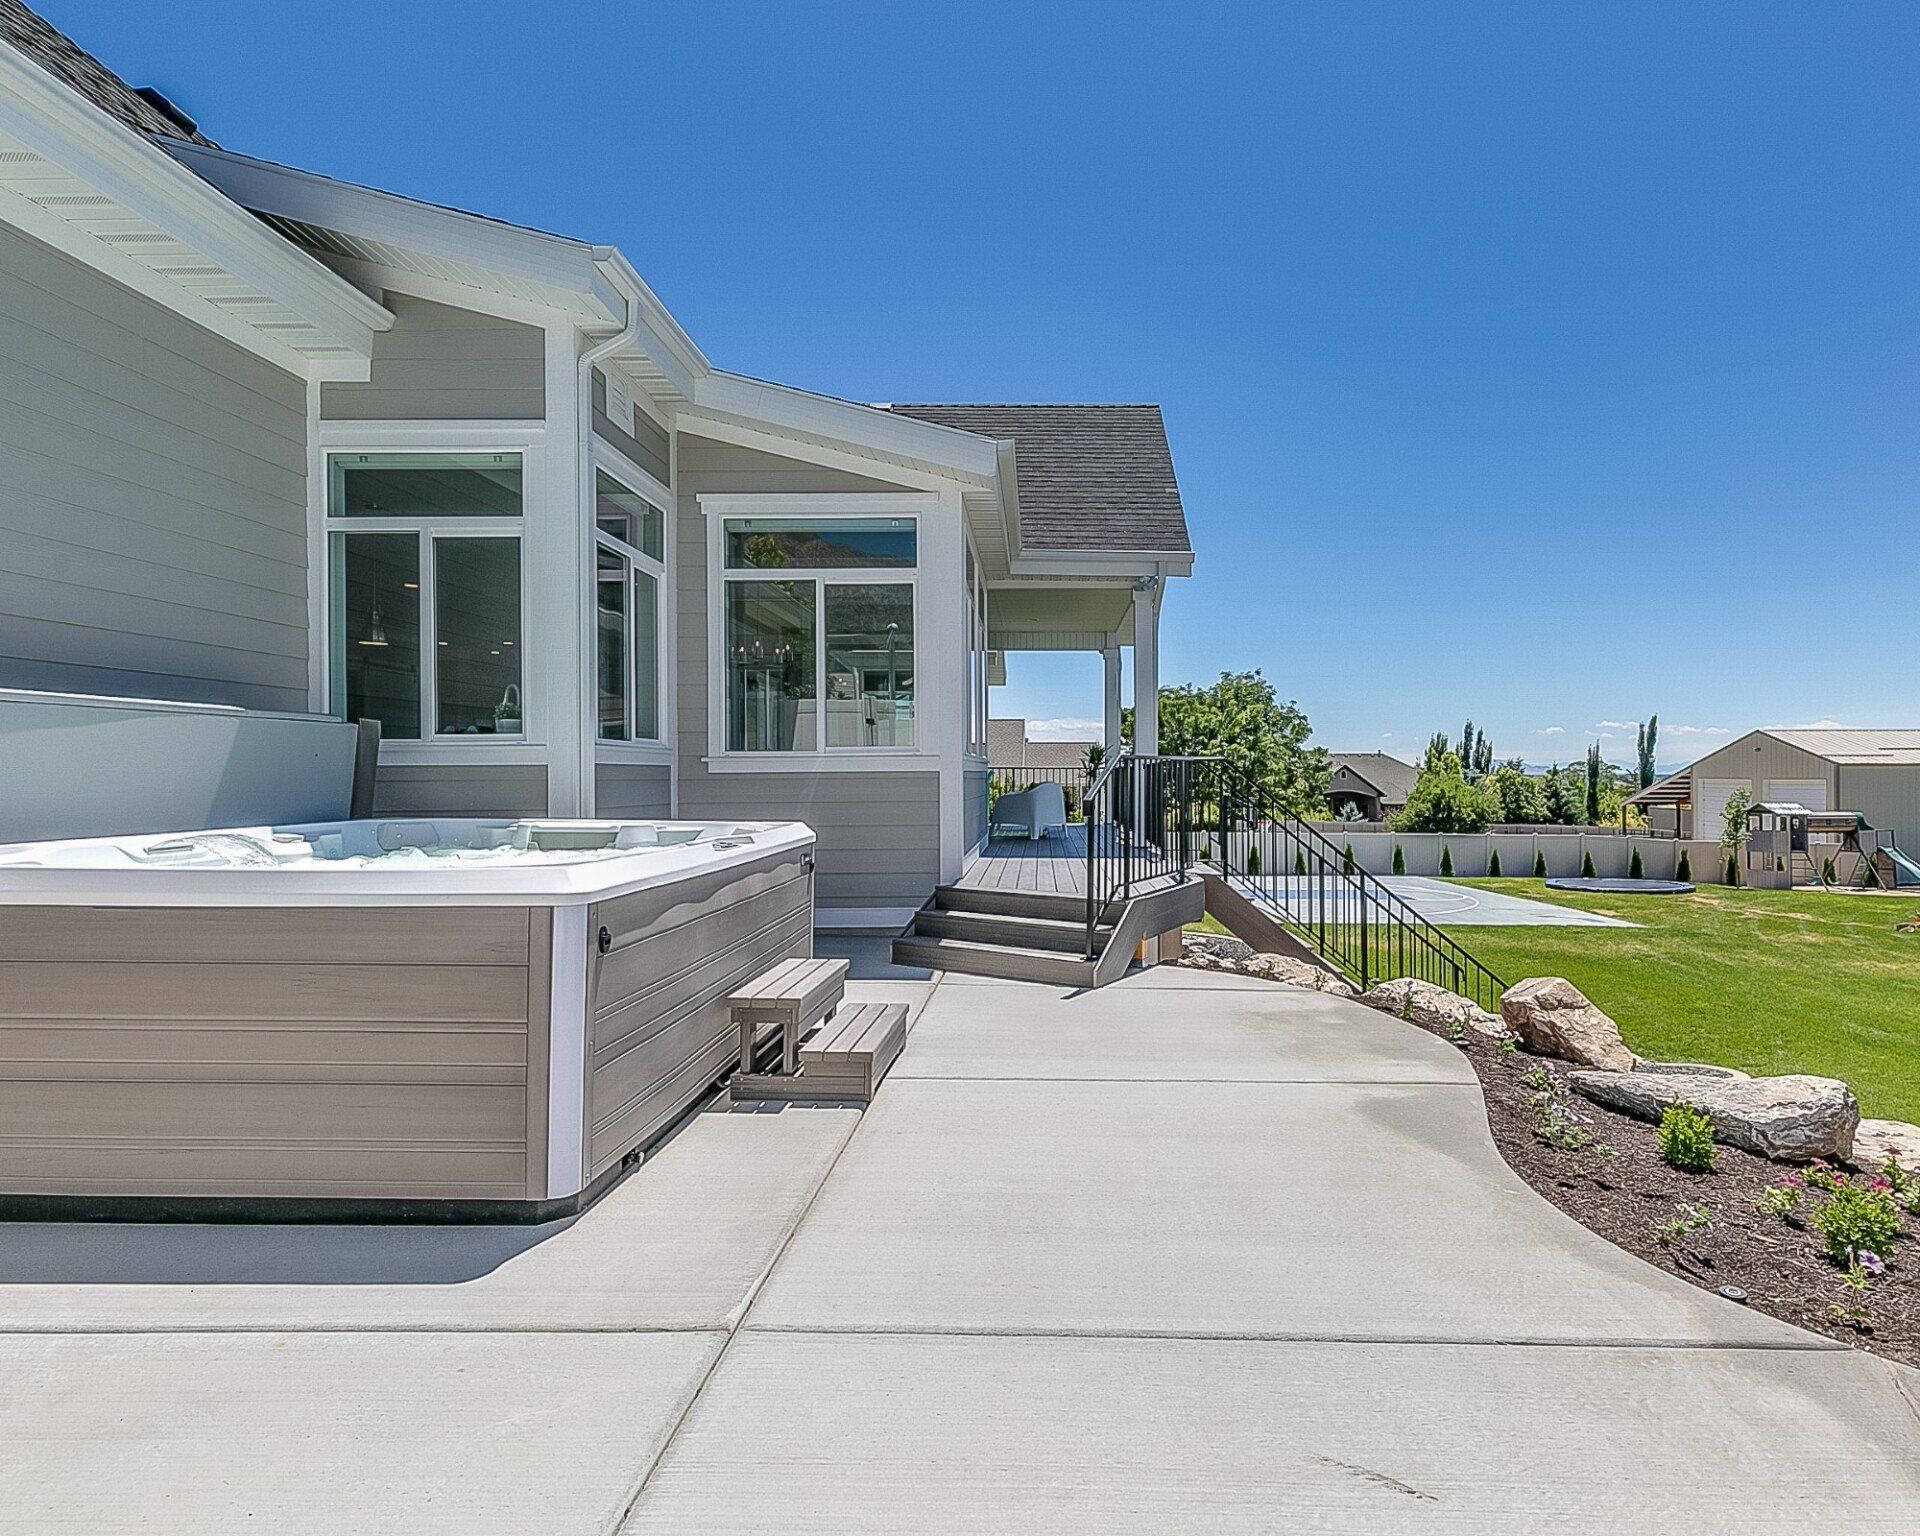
[1082,752,1214,954]
[1215,771,1509,1011]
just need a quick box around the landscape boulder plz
[1853,1118,1920,1176]
[1243,953,1359,998]
[1360,977,1505,1037]
[1499,977,1636,1071]
[1567,1068,1859,1162]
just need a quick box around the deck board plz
[961,826,1095,897]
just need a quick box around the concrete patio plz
[1,968,1917,1531]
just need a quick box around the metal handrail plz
[1081,752,1216,955]
[1214,768,1509,1011]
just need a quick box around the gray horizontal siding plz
[371,763,549,817]
[595,761,671,818]
[592,370,671,486]
[965,767,990,854]
[674,435,936,910]
[0,223,309,710]
[321,294,543,421]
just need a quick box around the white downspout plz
[569,264,643,819]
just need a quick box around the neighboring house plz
[0,4,1191,929]
[1326,753,1417,821]
[1628,728,1920,857]
[988,717,1099,777]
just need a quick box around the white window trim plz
[700,493,935,767]
[318,432,542,755]
[589,437,675,766]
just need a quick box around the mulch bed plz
[1172,948,1920,1366]
[1424,1021,1919,1364]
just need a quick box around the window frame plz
[591,441,673,758]
[322,447,531,748]
[703,495,931,765]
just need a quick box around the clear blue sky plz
[56,1,1920,768]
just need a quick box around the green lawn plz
[1445,879,1920,1123]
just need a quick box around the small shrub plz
[1391,843,1406,875]
[1811,1182,1902,1267]
[1438,844,1454,877]
[1882,1156,1920,1215]
[1342,841,1356,875]
[1724,852,1739,887]
[1294,848,1308,877]
[1627,845,1644,879]
[1657,1103,1718,1172]
[1676,847,1692,881]
[1821,855,1837,887]
[1246,844,1260,877]
[1532,848,1548,878]
[1754,1180,1803,1219]
[1655,1203,1713,1247]
[1830,1258,1877,1328]
[1486,848,1502,877]
[1580,848,1597,878]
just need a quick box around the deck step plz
[890,934,1097,987]
[732,1001,908,1104]
[727,955,847,1078]
[931,885,1107,922]
[911,907,1112,954]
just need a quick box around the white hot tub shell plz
[0,818,816,1218]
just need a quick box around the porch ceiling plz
[987,582,1135,652]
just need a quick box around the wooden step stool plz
[728,956,848,1077]
[732,1001,909,1104]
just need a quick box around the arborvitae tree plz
[1342,841,1356,875]
[1246,843,1260,877]
[1542,765,1577,825]
[1724,852,1739,887]
[1580,848,1597,878]
[1636,715,1659,790]
[1294,847,1307,876]
[1584,743,1602,824]
[1391,843,1406,874]
[1533,848,1548,878]
[1628,845,1644,879]
[1438,843,1455,876]
[1487,848,1502,877]
[1676,847,1692,882]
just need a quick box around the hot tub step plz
[731,1001,907,1104]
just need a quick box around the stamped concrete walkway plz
[0,970,1916,1531]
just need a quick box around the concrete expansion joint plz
[732,1322,1850,1352]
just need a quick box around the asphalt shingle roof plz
[1,1,215,145]
[1329,752,1419,803]
[881,404,1190,557]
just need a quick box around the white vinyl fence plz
[1251,829,1680,880]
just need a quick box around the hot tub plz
[0,817,816,1219]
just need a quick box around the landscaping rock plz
[1499,977,1636,1071]
[1567,1068,1860,1162]
[1853,1119,1920,1176]
[1360,977,1506,1037]
[1244,953,1359,997]
[1632,1060,1750,1081]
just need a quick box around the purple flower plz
[1869,1177,1893,1193]
[1857,1252,1887,1276]
[1781,1174,1805,1189]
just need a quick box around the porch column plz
[1130,577,1160,756]
[1102,644,1123,752]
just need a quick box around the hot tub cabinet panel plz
[581,848,811,1188]
[0,819,816,1216]
[0,904,548,1202]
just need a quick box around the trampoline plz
[1545,877,1694,895]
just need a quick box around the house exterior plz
[1628,728,1920,862]
[988,717,1100,777]
[0,4,1191,929]
[1326,752,1417,821]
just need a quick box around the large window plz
[595,470,665,742]
[327,452,524,740]
[965,542,989,758]
[719,515,916,754]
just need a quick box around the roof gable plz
[881,404,1190,559]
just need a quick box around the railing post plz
[1359,875,1370,992]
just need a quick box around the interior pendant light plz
[357,603,390,648]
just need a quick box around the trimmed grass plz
[1445,878,1920,1124]
[1184,911,1232,936]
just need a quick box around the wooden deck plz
[959,824,1096,895]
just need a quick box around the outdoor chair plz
[990,780,1069,841]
